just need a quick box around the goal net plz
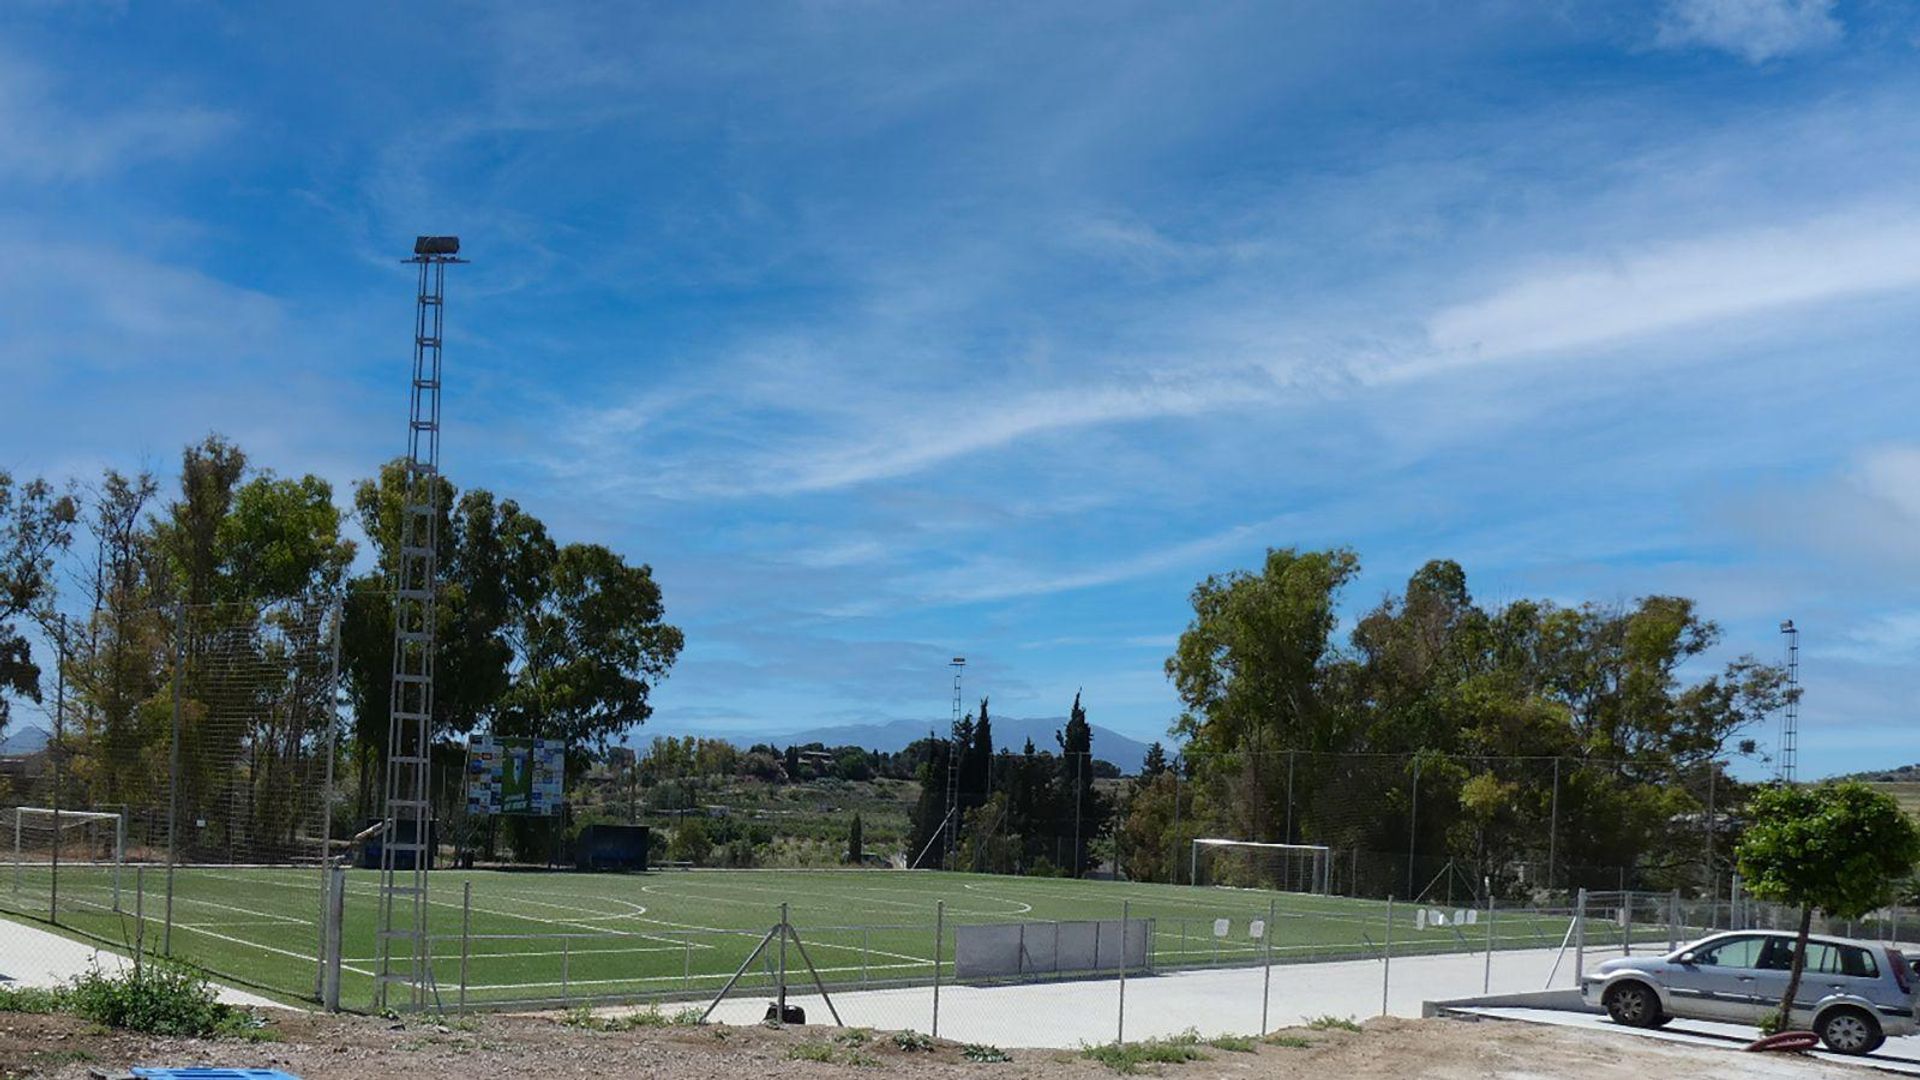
[11,807,124,911]
[1191,838,1330,895]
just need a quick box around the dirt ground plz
[0,1009,1868,1080]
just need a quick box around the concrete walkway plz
[702,944,1629,1048]
[0,915,286,1010]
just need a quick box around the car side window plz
[1798,942,1835,973]
[1759,938,1799,971]
[1830,945,1879,979]
[1696,936,1765,968]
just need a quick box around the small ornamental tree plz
[848,813,864,865]
[1736,781,1920,1032]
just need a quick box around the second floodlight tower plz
[944,656,965,870]
[377,235,466,1010]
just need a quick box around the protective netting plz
[0,599,342,995]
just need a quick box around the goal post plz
[1190,838,1331,895]
[11,807,125,912]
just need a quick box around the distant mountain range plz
[638,716,1158,774]
[0,724,49,757]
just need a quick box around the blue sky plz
[3,1,1919,777]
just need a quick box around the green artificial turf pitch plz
[2,865,1623,1009]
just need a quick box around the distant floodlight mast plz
[376,234,467,1011]
[944,656,966,870]
[1778,620,1799,783]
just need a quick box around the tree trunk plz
[1776,902,1815,1032]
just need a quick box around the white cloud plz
[906,519,1279,605]
[1655,0,1841,63]
[1401,210,1920,378]
[0,53,233,182]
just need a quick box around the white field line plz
[957,883,1034,917]
[462,959,931,993]
[342,941,701,965]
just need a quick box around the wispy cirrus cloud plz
[1398,209,1920,379]
[0,51,233,183]
[1655,0,1841,63]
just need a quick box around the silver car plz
[1580,930,1917,1055]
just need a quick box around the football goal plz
[1190,838,1331,895]
[10,807,124,911]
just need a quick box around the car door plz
[1673,934,1770,1020]
[1800,942,1883,1015]
[1744,936,1802,1022]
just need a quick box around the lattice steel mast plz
[943,657,965,870]
[377,236,465,1009]
[1778,619,1799,783]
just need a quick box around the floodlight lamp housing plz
[1780,620,1795,633]
[414,235,461,256]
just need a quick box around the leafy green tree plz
[1056,693,1111,876]
[0,470,78,733]
[847,812,863,864]
[498,542,683,754]
[669,817,713,866]
[1115,769,1188,882]
[907,736,951,868]
[1737,782,1920,1033]
[67,469,166,805]
[1140,742,1168,778]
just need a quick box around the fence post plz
[48,614,64,925]
[1381,896,1394,1016]
[862,925,871,987]
[685,933,693,992]
[322,863,345,1011]
[165,603,184,958]
[1482,880,1493,994]
[932,900,944,1038]
[1573,888,1587,984]
[133,865,145,981]
[1623,891,1633,957]
[777,902,789,1022]
[562,936,571,1004]
[1117,900,1129,1045]
[1547,757,1560,891]
[1668,889,1680,952]
[1261,897,1275,1033]
[459,881,472,1010]
[1406,758,1420,898]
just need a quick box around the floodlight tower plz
[1778,620,1800,783]
[376,235,466,1010]
[944,657,965,870]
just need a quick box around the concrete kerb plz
[1422,987,1591,1018]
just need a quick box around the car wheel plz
[1603,981,1661,1028]
[1816,1007,1882,1055]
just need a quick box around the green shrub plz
[963,1043,1012,1062]
[788,1040,837,1062]
[0,985,70,1014]
[1264,1034,1311,1048]
[65,963,259,1039]
[1207,1034,1256,1052]
[1306,1015,1361,1032]
[1081,1032,1209,1074]
[893,1030,936,1052]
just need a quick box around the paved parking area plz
[1455,1005,1920,1076]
